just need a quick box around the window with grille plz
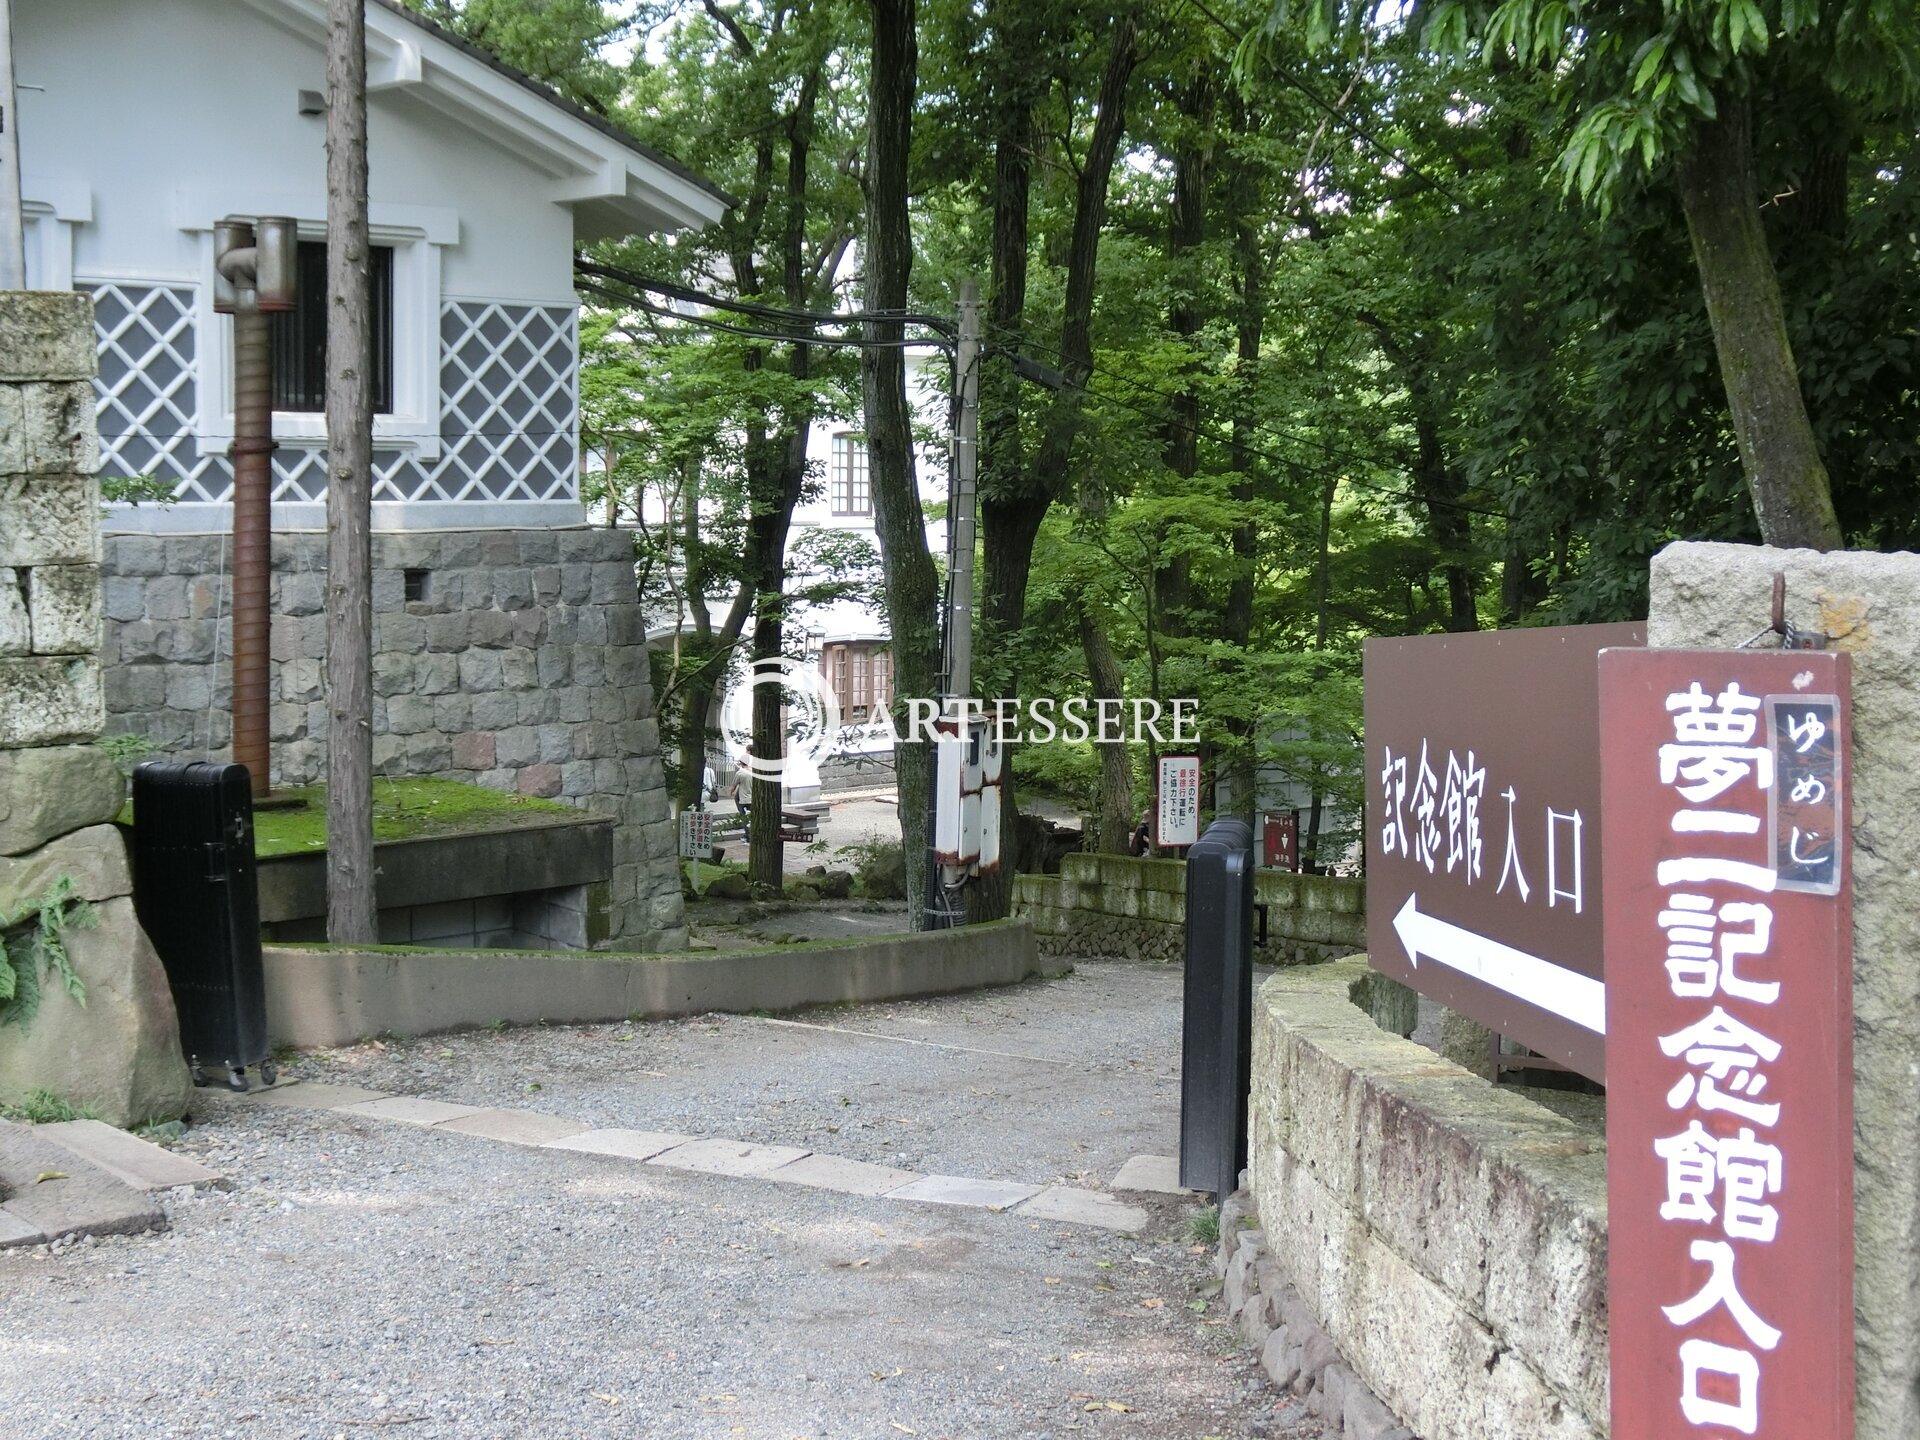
[270,241,394,414]
[829,433,870,515]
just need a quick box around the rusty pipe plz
[230,306,274,798]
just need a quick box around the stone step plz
[0,1117,163,1248]
[35,1119,223,1192]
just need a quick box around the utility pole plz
[946,279,980,698]
[323,0,376,944]
[0,0,25,289]
[928,280,981,929]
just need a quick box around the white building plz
[10,0,731,950]
[15,0,729,534]
[786,350,950,757]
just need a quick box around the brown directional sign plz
[1363,623,1644,1082]
[1600,647,1854,1440]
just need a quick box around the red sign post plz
[1599,647,1854,1440]
[1262,811,1298,870]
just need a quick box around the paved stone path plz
[238,1078,1169,1233]
[3,962,1327,1439]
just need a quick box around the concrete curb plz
[263,918,1045,1047]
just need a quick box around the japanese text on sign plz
[679,809,713,859]
[1157,755,1201,848]
[1603,648,1854,1440]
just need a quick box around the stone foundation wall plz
[100,527,685,952]
[1012,852,1364,964]
[1247,960,1607,1440]
[0,292,192,1128]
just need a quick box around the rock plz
[0,745,124,855]
[1313,1363,1348,1419]
[818,869,854,899]
[0,896,191,1127]
[785,882,822,904]
[1298,1329,1341,1386]
[804,864,827,878]
[1261,1327,1301,1389]
[702,872,751,900]
[1238,1298,1273,1349]
[0,656,103,747]
[1343,1381,1413,1440]
[0,824,132,914]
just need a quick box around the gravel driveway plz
[2,961,1323,1440]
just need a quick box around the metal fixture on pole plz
[212,218,299,799]
[926,280,981,929]
[0,0,26,290]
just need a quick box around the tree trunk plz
[323,0,376,944]
[1078,605,1135,853]
[862,0,942,929]
[1677,95,1842,551]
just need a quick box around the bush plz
[841,835,907,900]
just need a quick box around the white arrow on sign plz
[1392,894,1606,1036]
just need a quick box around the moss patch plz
[120,777,580,858]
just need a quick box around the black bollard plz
[1179,817,1255,1202]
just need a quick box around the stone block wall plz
[1012,851,1364,964]
[0,293,105,746]
[1248,960,1607,1440]
[0,292,192,1128]
[100,527,686,952]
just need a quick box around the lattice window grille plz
[88,283,226,504]
[87,291,578,509]
[431,302,577,504]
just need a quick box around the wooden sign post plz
[1599,647,1854,1440]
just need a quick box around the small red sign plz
[1599,647,1854,1440]
[1263,812,1299,870]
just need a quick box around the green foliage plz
[98,473,178,508]
[1186,1207,1221,1246]
[0,877,97,1034]
[95,731,159,776]
[838,835,908,900]
[0,1088,100,1125]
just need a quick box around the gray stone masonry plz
[1649,541,1920,1440]
[0,292,104,745]
[0,291,191,1128]
[1247,959,1605,1440]
[1012,851,1364,964]
[101,527,686,952]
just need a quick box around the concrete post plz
[1648,540,1920,1440]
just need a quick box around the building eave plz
[235,0,732,237]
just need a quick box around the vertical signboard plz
[1157,754,1201,848]
[1262,812,1299,871]
[1600,647,1854,1440]
[1364,624,1643,1081]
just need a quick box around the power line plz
[577,260,958,340]
[577,277,952,353]
[576,264,1500,519]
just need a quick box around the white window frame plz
[830,432,871,517]
[179,199,457,461]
